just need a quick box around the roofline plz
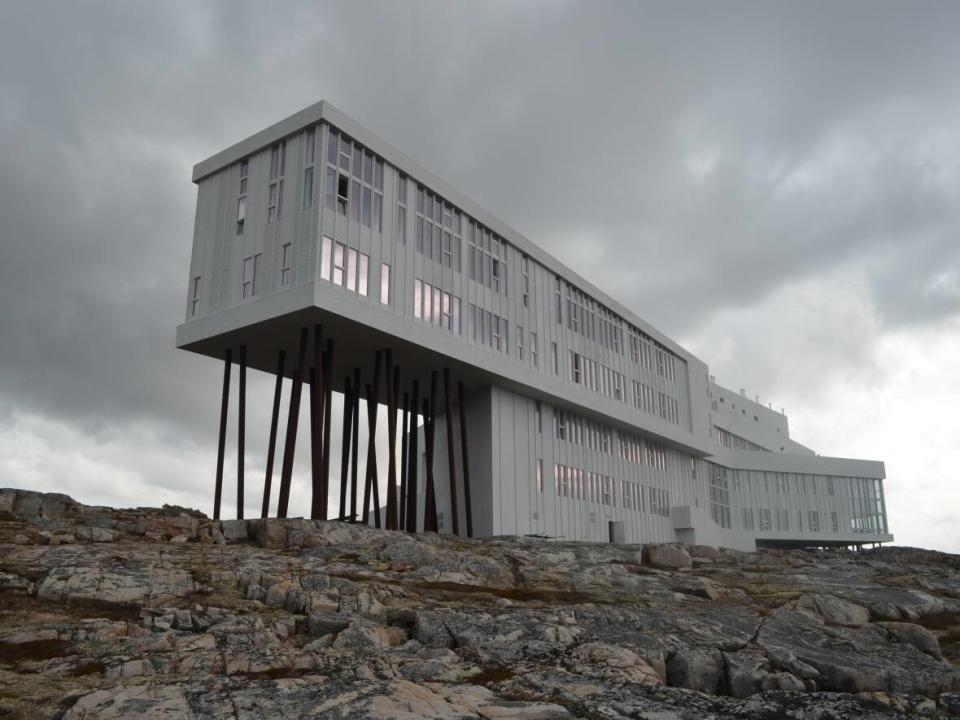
[191,99,703,365]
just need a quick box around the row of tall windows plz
[569,351,625,401]
[617,432,668,470]
[849,477,886,533]
[709,466,731,528]
[564,283,623,353]
[629,332,680,382]
[319,236,382,300]
[416,185,462,270]
[713,426,767,452]
[267,142,286,224]
[469,303,509,353]
[414,278,461,332]
[241,254,262,299]
[468,221,507,294]
[649,488,670,517]
[659,392,680,425]
[516,326,539,366]
[553,409,613,453]
[553,463,614,506]
[632,381,655,414]
[396,175,407,244]
[747,506,836,535]
[325,130,384,231]
[236,159,248,234]
[302,127,315,210]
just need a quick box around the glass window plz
[517,325,524,359]
[242,257,253,299]
[302,167,313,209]
[327,129,338,165]
[270,145,280,179]
[351,179,361,222]
[452,297,460,334]
[325,168,336,210]
[414,279,422,318]
[305,127,315,162]
[432,287,441,325]
[358,253,368,296]
[362,152,373,184]
[346,248,357,291]
[536,459,543,492]
[190,276,200,316]
[442,292,452,330]
[380,263,390,305]
[280,243,292,286]
[320,236,332,281]
[236,197,246,234]
[333,243,345,286]
[362,187,372,227]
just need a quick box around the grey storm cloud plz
[1,1,958,545]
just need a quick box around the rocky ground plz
[0,489,958,719]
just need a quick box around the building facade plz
[176,100,892,551]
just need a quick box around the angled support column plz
[405,380,419,532]
[385,357,400,531]
[458,380,474,538]
[338,377,353,521]
[310,324,324,520]
[213,348,232,521]
[320,339,334,520]
[422,393,438,533]
[261,350,285,518]
[362,351,382,528]
[399,391,409,531]
[309,367,319,515]
[349,366,361,523]
[443,368,459,536]
[278,328,309,519]
[237,345,247,519]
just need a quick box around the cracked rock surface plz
[0,488,958,718]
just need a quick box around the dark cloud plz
[1,1,958,547]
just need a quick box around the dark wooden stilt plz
[423,393,438,533]
[399,392,409,531]
[339,377,353,521]
[214,348,232,521]
[349,366,361,523]
[309,367,319,516]
[443,368,458,536]
[278,328,309,519]
[237,345,247,520]
[406,381,419,532]
[458,381,473,538]
[310,324,324,520]
[262,350,285,519]
[385,356,399,531]
[362,351,382,528]
[320,339,334,520]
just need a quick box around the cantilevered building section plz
[176,100,892,551]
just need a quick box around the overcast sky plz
[1,1,958,552]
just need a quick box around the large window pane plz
[380,264,390,305]
[346,248,357,291]
[358,253,368,296]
